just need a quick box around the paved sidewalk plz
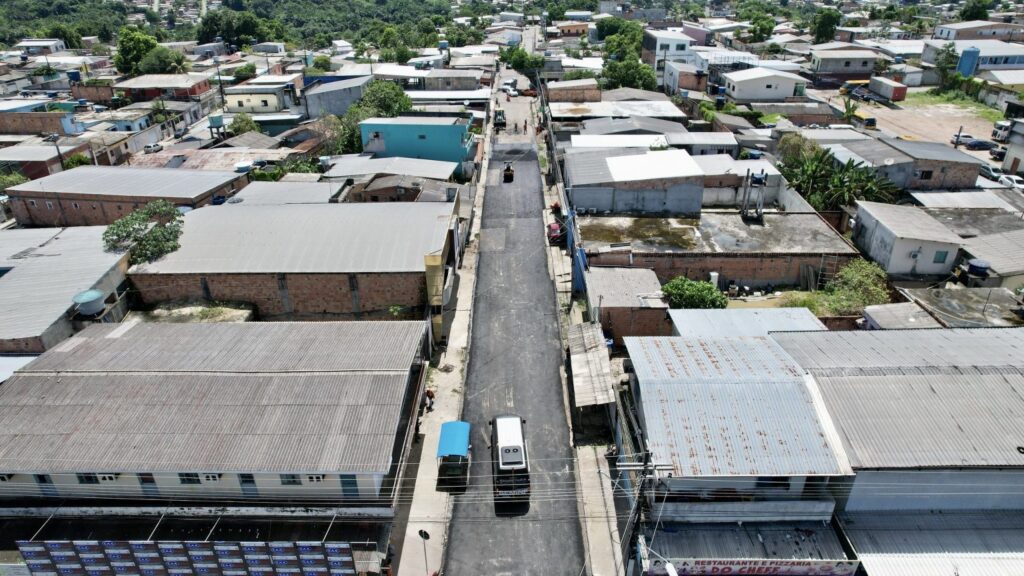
[577,445,624,576]
[395,99,494,576]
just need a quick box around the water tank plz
[717,85,726,95]
[715,96,725,109]
[438,40,449,49]
[67,70,82,82]
[46,91,58,99]
[967,259,991,276]
[894,56,904,64]
[77,98,88,106]
[209,113,224,128]
[234,161,253,173]
[19,54,28,62]
[319,155,332,168]
[73,289,106,317]
[679,90,688,100]
[709,271,720,289]
[957,46,980,77]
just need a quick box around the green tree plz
[602,57,657,90]
[138,46,191,74]
[359,80,412,117]
[102,200,184,265]
[934,42,960,88]
[840,96,859,122]
[0,172,28,191]
[563,69,598,81]
[748,15,776,43]
[114,27,158,75]
[959,0,990,20]
[811,9,842,43]
[233,63,257,81]
[779,146,896,211]
[595,17,641,42]
[662,277,728,309]
[501,47,545,74]
[229,112,261,135]
[63,153,92,169]
[46,23,83,50]
[312,55,332,71]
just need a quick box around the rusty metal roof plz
[624,336,849,478]
[568,323,615,407]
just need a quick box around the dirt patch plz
[580,217,700,249]
[126,301,254,323]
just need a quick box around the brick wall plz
[600,307,673,344]
[130,271,427,319]
[0,112,67,135]
[71,84,116,104]
[585,251,858,288]
[0,335,46,354]
[907,159,979,190]
[9,180,245,227]
[548,86,601,102]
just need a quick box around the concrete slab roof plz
[578,213,857,254]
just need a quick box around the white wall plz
[727,76,804,103]
[885,238,959,275]
[0,471,386,501]
[846,469,1024,511]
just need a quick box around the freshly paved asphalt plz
[443,143,585,575]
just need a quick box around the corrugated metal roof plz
[963,228,1024,275]
[114,73,208,89]
[0,145,79,162]
[840,511,1024,576]
[0,321,425,474]
[570,134,669,148]
[0,356,35,384]
[882,137,986,165]
[911,190,1019,211]
[7,166,244,199]
[669,308,826,336]
[585,267,665,308]
[568,323,615,407]
[304,75,372,95]
[549,101,686,119]
[564,147,644,187]
[772,328,1024,372]
[581,116,684,135]
[772,329,1024,468]
[220,131,281,149]
[607,149,703,181]
[665,132,739,146]
[0,227,127,343]
[857,201,964,244]
[813,371,1024,468]
[624,336,848,477]
[133,202,453,274]
[324,155,457,181]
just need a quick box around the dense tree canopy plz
[138,46,191,74]
[0,0,126,46]
[114,27,158,75]
[960,0,991,21]
[811,9,842,43]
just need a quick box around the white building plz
[721,68,808,103]
[641,29,696,86]
[853,201,962,276]
[0,321,427,513]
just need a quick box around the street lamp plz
[417,529,430,576]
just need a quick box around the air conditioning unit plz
[909,249,921,259]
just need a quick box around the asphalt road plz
[443,143,585,575]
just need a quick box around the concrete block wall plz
[907,159,980,190]
[586,251,858,288]
[0,112,69,135]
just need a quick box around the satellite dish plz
[884,158,894,166]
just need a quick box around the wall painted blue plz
[360,119,475,173]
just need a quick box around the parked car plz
[991,146,1007,161]
[506,89,519,97]
[520,88,537,97]
[951,133,976,145]
[980,164,1004,181]
[143,143,163,154]
[965,139,999,151]
[998,174,1024,191]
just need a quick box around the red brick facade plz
[585,251,858,287]
[8,180,245,227]
[600,307,673,344]
[130,271,428,319]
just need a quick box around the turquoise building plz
[360,117,476,176]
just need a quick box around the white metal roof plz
[669,308,826,336]
[963,228,1024,275]
[624,336,849,477]
[133,202,453,275]
[606,149,703,182]
[857,201,964,244]
[324,154,457,181]
[724,67,802,83]
[114,73,208,89]
[567,322,615,407]
[549,101,685,119]
[924,39,1024,57]
[569,134,669,149]
[0,227,127,344]
[0,145,79,162]
[910,190,1018,211]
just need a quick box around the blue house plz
[360,117,476,176]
